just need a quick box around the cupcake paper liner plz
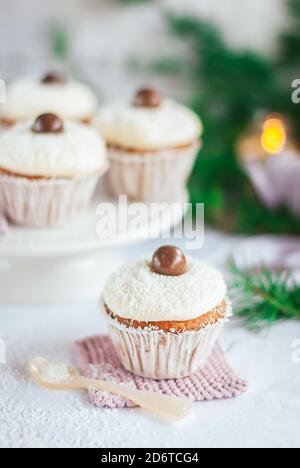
[75,335,248,408]
[0,210,8,238]
[243,153,300,217]
[105,300,231,380]
[106,142,200,202]
[0,173,101,228]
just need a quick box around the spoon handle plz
[79,377,193,421]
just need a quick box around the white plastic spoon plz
[28,357,193,421]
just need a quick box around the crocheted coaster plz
[75,335,248,409]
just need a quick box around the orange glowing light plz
[260,117,287,154]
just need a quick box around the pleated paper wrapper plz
[0,173,101,228]
[106,300,231,380]
[106,142,200,202]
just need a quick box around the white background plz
[0,0,287,100]
[0,0,286,54]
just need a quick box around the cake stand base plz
[0,251,124,304]
[0,188,189,303]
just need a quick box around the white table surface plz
[0,231,299,448]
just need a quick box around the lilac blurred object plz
[243,151,300,217]
[0,211,8,238]
[232,235,300,283]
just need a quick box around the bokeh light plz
[260,117,287,154]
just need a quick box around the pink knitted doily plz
[75,336,248,409]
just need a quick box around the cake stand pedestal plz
[0,187,188,303]
[0,251,123,303]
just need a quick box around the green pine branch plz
[229,264,300,330]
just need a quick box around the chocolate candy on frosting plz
[31,113,64,134]
[132,88,162,108]
[151,245,187,277]
[41,72,66,85]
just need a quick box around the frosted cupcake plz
[1,72,98,126]
[0,113,108,227]
[103,245,230,379]
[94,88,202,202]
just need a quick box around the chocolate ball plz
[151,246,187,277]
[132,88,162,108]
[31,113,64,134]
[41,72,65,85]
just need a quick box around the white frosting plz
[103,257,227,322]
[94,98,202,151]
[2,77,98,121]
[0,120,108,178]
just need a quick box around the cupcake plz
[103,245,230,379]
[1,72,98,126]
[94,88,202,202]
[0,113,108,227]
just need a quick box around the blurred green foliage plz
[119,0,152,3]
[49,23,69,60]
[279,0,300,67]
[159,4,300,234]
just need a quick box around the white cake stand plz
[0,186,188,303]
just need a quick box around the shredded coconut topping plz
[94,98,202,151]
[103,257,227,322]
[2,77,98,121]
[0,120,107,178]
